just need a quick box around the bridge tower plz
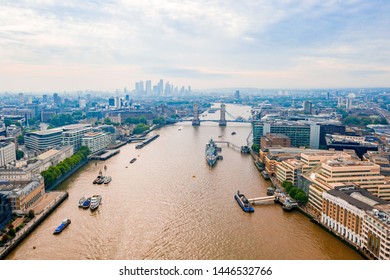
[192,103,200,126]
[219,103,227,126]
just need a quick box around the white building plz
[0,142,16,167]
[81,132,112,153]
[61,126,93,151]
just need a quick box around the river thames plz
[7,104,362,260]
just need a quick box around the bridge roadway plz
[180,119,251,123]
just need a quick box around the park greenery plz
[41,146,90,188]
[342,116,387,126]
[124,116,147,125]
[281,181,308,204]
[48,114,76,128]
[152,117,166,125]
[132,123,150,135]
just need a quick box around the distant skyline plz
[0,0,389,92]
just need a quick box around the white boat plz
[78,196,86,207]
[90,195,102,211]
[103,176,112,184]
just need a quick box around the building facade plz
[307,158,390,215]
[0,142,16,167]
[61,126,93,151]
[81,132,112,153]
[0,176,45,214]
[260,133,290,150]
[25,129,63,152]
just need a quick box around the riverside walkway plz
[0,191,68,259]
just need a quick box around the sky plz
[0,0,389,92]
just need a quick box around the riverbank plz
[0,191,68,260]
[250,149,371,260]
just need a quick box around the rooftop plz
[83,132,104,137]
[327,185,389,211]
[325,158,376,167]
[37,149,60,160]
[26,129,63,136]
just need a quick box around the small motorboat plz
[82,197,91,209]
[130,158,137,164]
[78,196,86,207]
[103,176,112,184]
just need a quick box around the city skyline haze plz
[0,0,389,92]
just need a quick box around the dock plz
[248,195,275,204]
[135,134,160,149]
[245,191,298,211]
[127,136,147,143]
[89,149,120,160]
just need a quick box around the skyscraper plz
[346,97,353,110]
[158,79,164,95]
[18,93,24,104]
[303,101,313,114]
[145,80,152,95]
[53,93,60,106]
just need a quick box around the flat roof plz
[37,149,60,160]
[327,186,389,211]
[61,124,91,131]
[325,158,376,167]
[26,129,63,136]
[83,132,104,137]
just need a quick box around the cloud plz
[0,0,389,91]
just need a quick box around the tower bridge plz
[191,103,250,126]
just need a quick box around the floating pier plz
[135,134,160,149]
[89,149,120,160]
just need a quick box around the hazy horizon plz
[1,0,389,92]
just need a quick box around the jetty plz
[89,149,120,160]
[135,134,160,149]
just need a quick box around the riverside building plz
[306,158,390,215]
[322,185,390,260]
[276,151,353,187]
[61,125,93,151]
[81,132,113,153]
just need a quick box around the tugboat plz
[234,190,254,213]
[53,218,71,234]
[205,138,218,166]
[90,195,102,211]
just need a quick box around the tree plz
[8,228,16,237]
[16,149,24,160]
[153,117,165,125]
[132,124,150,135]
[251,144,260,153]
[1,234,8,243]
[17,135,25,145]
[288,187,298,198]
[104,117,112,125]
[295,191,308,204]
[27,210,35,219]
[4,119,12,127]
